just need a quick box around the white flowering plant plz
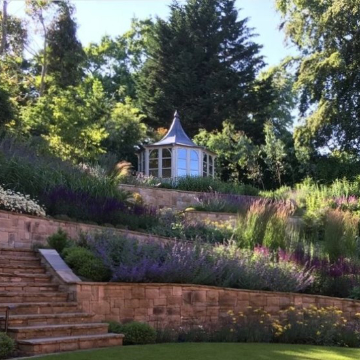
[0,185,46,217]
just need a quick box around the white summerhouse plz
[137,111,216,179]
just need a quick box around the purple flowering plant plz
[83,232,314,293]
[42,186,158,230]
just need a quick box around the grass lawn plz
[28,343,360,360]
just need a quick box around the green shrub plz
[108,321,156,345]
[108,321,123,333]
[47,229,71,254]
[63,246,110,281]
[0,332,15,359]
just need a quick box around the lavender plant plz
[43,186,157,230]
[82,232,314,293]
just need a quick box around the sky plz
[8,0,298,67]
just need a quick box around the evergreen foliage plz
[46,1,85,88]
[137,0,264,136]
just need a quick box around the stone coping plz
[39,249,81,284]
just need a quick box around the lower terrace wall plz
[74,283,360,326]
[0,210,172,249]
[119,184,202,210]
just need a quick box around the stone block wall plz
[119,184,202,210]
[184,211,237,227]
[75,283,360,326]
[0,210,172,249]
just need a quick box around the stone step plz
[0,282,58,292]
[0,283,58,292]
[0,312,95,327]
[8,323,109,341]
[0,291,68,303]
[18,333,124,356]
[0,302,79,315]
[0,264,45,274]
[0,255,40,266]
[0,273,52,283]
[0,248,37,257]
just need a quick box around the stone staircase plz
[0,248,123,356]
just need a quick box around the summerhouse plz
[137,111,216,179]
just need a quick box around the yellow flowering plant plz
[225,305,360,347]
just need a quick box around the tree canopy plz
[277,0,360,156]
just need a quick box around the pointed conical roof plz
[152,111,197,147]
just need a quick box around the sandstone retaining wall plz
[74,283,360,326]
[0,210,172,249]
[119,184,202,210]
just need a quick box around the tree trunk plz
[0,0,8,55]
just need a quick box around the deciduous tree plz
[277,0,360,155]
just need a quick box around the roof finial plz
[174,110,179,118]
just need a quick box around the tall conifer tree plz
[47,1,85,89]
[137,0,264,136]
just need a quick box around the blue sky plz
[8,0,297,67]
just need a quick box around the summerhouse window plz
[190,150,199,176]
[209,155,213,176]
[149,149,159,177]
[203,153,208,177]
[177,148,187,176]
[162,148,172,178]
